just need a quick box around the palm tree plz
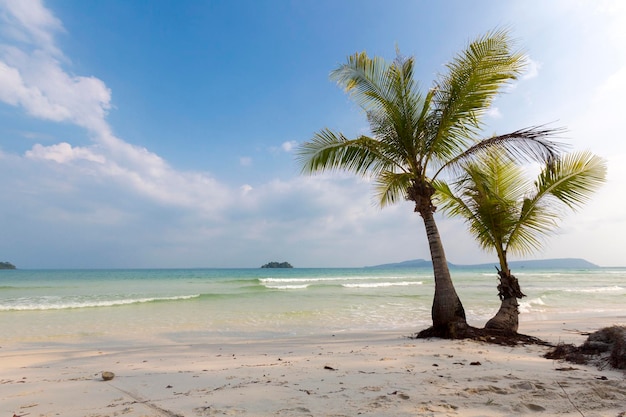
[296,29,562,338]
[435,150,606,332]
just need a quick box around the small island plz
[0,261,16,270]
[261,261,293,269]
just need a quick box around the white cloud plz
[0,1,236,222]
[239,156,252,166]
[0,0,64,56]
[0,59,71,120]
[0,48,112,133]
[571,63,626,153]
[597,1,626,45]
[281,140,297,152]
[594,66,626,108]
[522,57,541,80]
[26,142,105,164]
[487,107,502,119]
[0,2,111,135]
[21,142,233,219]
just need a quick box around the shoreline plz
[2,316,625,416]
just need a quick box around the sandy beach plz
[2,316,625,417]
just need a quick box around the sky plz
[0,0,624,269]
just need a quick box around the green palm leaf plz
[436,125,566,179]
[507,151,607,254]
[436,151,528,253]
[296,128,399,177]
[536,150,607,208]
[428,28,527,165]
[375,171,413,207]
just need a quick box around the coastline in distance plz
[366,258,600,269]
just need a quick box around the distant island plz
[0,261,16,270]
[261,261,293,269]
[366,258,599,270]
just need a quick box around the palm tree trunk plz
[485,269,525,333]
[421,210,467,337]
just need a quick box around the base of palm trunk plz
[413,325,549,345]
[485,297,520,333]
[416,319,470,339]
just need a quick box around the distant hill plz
[495,258,599,269]
[367,259,435,269]
[366,258,599,269]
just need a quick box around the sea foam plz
[0,294,200,311]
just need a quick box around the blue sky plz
[0,0,624,268]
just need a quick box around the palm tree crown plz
[297,30,560,212]
[435,150,607,272]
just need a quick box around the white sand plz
[2,317,625,417]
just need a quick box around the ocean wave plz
[259,279,424,290]
[259,275,416,284]
[342,281,423,289]
[0,294,201,311]
[514,272,567,277]
[260,277,347,284]
[518,297,546,314]
[264,284,310,290]
[563,286,624,293]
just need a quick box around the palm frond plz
[296,128,400,177]
[536,151,607,208]
[435,125,567,179]
[434,148,604,259]
[375,171,413,207]
[296,129,385,175]
[505,151,606,254]
[444,153,528,252]
[505,197,557,255]
[428,28,527,163]
[434,178,500,251]
[434,179,477,222]
[333,51,425,173]
[330,52,396,116]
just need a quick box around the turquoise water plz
[1,267,624,343]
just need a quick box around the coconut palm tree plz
[296,29,563,337]
[435,150,606,332]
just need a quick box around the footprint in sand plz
[525,403,547,412]
[194,405,247,416]
[275,407,313,415]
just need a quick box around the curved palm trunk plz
[485,269,525,333]
[421,210,468,337]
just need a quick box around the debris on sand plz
[545,326,626,370]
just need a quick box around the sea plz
[1,267,625,345]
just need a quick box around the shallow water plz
[1,267,624,343]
